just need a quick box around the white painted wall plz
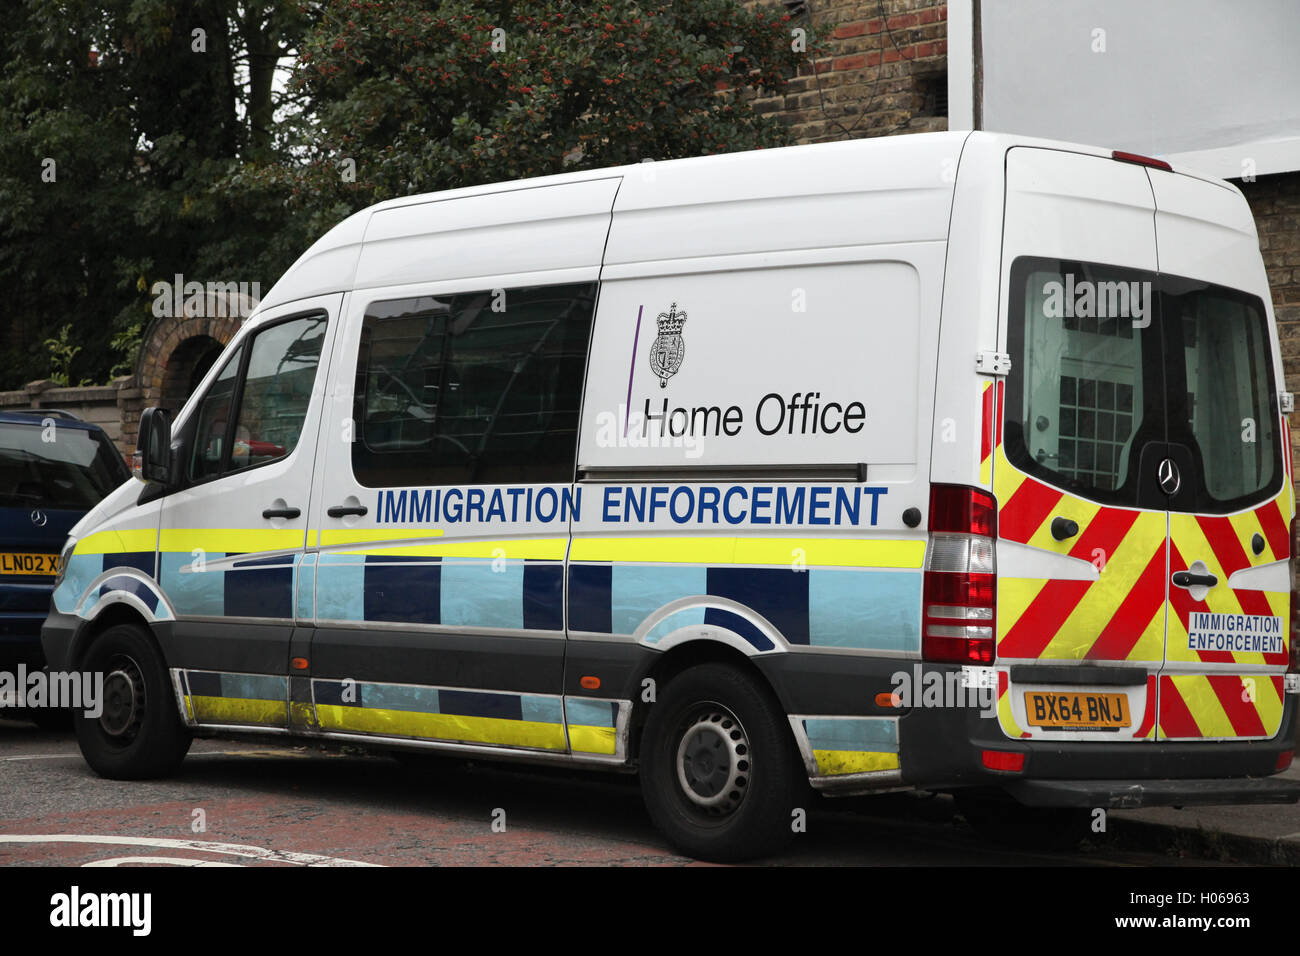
[976,0,1300,178]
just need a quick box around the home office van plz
[43,131,1299,861]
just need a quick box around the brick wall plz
[750,0,949,142]
[1240,172,1300,469]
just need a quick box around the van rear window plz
[0,423,127,510]
[1005,258,1161,507]
[352,283,596,487]
[1164,278,1280,509]
[1005,256,1282,513]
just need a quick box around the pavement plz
[1106,758,1300,865]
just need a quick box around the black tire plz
[639,663,802,862]
[73,623,191,779]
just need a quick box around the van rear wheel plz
[74,623,190,779]
[639,663,801,862]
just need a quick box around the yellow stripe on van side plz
[159,529,306,553]
[187,695,287,726]
[568,724,618,755]
[812,750,899,775]
[569,537,924,569]
[317,529,444,548]
[319,534,567,560]
[315,704,567,750]
[76,528,159,555]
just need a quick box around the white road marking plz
[0,835,382,866]
[83,856,242,867]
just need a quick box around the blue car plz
[0,410,130,677]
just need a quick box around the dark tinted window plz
[1164,278,1281,511]
[190,313,327,482]
[352,283,596,486]
[190,345,243,481]
[1005,256,1283,514]
[0,422,128,510]
[1005,257,1162,507]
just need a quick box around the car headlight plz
[54,537,76,588]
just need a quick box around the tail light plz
[1112,149,1173,172]
[924,484,997,664]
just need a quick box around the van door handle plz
[327,504,368,518]
[262,507,301,519]
[1172,570,1217,589]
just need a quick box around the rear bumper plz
[758,654,1298,801]
[1004,776,1300,809]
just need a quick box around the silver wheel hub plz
[100,666,141,738]
[675,708,750,813]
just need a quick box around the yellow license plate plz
[0,553,59,576]
[1024,691,1131,729]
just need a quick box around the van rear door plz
[1148,170,1292,741]
[994,147,1167,742]
[994,147,1292,745]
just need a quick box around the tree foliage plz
[0,0,811,389]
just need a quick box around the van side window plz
[1005,257,1161,506]
[190,345,244,481]
[189,313,328,482]
[352,282,596,486]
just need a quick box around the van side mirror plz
[136,407,173,485]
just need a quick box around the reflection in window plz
[188,313,327,482]
[1008,261,1150,501]
[1173,290,1275,503]
[352,283,596,487]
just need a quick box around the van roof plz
[256,130,1232,313]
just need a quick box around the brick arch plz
[124,314,242,453]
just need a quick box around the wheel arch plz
[67,603,162,671]
[628,639,794,763]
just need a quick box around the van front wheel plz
[639,663,800,862]
[74,623,190,779]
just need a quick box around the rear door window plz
[1163,278,1281,512]
[1004,257,1163,507]
[1005,256,1282,514]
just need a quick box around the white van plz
[43,131,1299,861]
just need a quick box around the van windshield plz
[0,423,128,510]
[1004,256,1282,514]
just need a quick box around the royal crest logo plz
[649,302,687,388]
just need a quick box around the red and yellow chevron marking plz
[996,670,1030,738]
[995,451,1168,664]
[1157,674,1285,740]
[1165,493,1291,670]
[1133,674,1158,739]
[979,381,1002,486]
